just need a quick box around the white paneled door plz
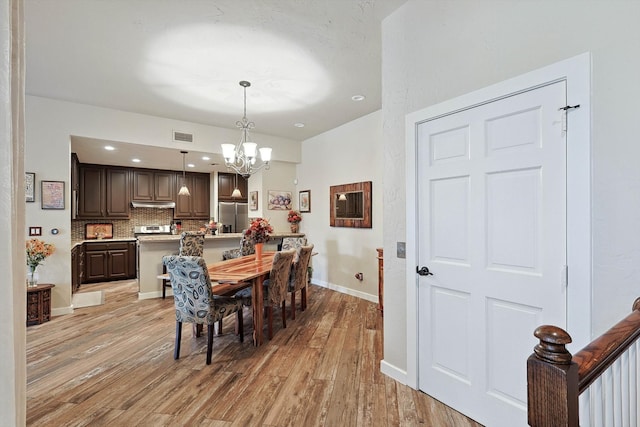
[417,81,567,427]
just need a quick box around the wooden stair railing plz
[527,297,640,427]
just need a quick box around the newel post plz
[527,325,579,427]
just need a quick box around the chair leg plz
[174,321,182,360]
[217,319,223,335]
[301,286,307,311]
[237,310,244,343]
[206,324,214,365]
[267,306,273,340]
[162,264,168,299]
[281,301,286,329]
[290,292,296,320]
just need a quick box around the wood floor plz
[27,280,483,426]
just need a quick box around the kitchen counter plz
[137,232,305,300]
[72,238,136,249]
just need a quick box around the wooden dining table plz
[206,251,276,346]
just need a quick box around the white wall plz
[382,0,640,374]
[297,110,383,301]
[25,95,300,312]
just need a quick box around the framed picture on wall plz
[268,190,292,210]
[25,172,35,202]
[299,190,311,212]
[41,180,65,210]
[249,191,258,210]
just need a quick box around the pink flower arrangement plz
[287,210,302,224]
[246,217,273,244]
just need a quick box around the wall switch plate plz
[397,242,406,258]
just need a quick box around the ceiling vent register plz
[173,131,193,143]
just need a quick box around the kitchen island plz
[137,232,304,299]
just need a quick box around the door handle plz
[416,266,433,276]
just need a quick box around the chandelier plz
[221,80,272,178]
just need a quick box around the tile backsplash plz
[71,208,210,241]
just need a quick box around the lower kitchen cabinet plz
[83,241,136,283]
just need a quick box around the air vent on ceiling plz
[173,130,193,143]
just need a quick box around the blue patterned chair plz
[162,231,206,299]
[222,229,255,260]
[235,249,296,340]
[287,244,314,320]
[162,255,244,365]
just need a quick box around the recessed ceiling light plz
[202,156,210,161]
[132,158,141,163]
[351,95,365,101]
[294,122,305,128]
[104,145,115,151]
[187,163,195,168]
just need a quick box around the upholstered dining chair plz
[162,255,244,365]
[221,229,255,260]
[162,231,206,299]
[235,249,296,340]
[280,237,307,262]
[287,244,314,320]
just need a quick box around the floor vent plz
[173,131,193,143]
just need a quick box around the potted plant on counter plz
[287,210,302,233]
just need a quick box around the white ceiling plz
[25,0,406,172]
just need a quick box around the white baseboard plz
[380,359,408,385]
[52,305,73,316]
[311,279,377,304]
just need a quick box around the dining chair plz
[162,231,206,299]
[287,244,314,320]
[235,249,296,340]
[280,237,307,261]
[221,229,255,260]
[162,255,244,365]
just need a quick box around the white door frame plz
[404,52,591,389]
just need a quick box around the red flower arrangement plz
[287,210,302,224]
[246,217,273,244]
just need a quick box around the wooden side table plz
[27,283,54,326]
[376,248,383,316]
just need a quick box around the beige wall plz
[296,110,383,302]
[382,0,640,375]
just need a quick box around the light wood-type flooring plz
[27,280,483,426]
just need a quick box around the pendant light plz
[231,173,242,198]
[178,151,191,196]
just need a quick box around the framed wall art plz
[299,190,311,213]
[249,191,258,210]
[41,180,65,210]
[268,190,292,210]
[25,172,36,202]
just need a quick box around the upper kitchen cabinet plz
[174,172,210,219]
[218,172,248,202]
[132,169,175,202]
[78,164,130,219]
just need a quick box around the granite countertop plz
[136,232,304,243]
[72,237,137,248]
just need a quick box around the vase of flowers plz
[26,238,55,287]
[287,210,302,233]
[246,218,273,261]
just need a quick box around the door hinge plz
[559,105,580,133]
[561,265,568,289]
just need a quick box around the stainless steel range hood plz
[131,201,176,209]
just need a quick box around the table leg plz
[253,276,264,346]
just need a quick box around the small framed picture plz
[268,190,292,210]
[299,190,311,213]
[249,191,258,210]
[25,172,35,202]
[41,181,65,210]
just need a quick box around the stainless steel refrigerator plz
[218,202,249,233]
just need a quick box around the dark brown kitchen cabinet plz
[77,164,130,218]
[218,172,248,202]
[174,172,210,219]
[71,244,83,293]
[82,241,136,283]
[132,169,175,202]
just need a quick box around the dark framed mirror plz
[330,181,372,228]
